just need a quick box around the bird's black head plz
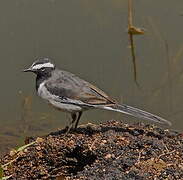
[23,57,55,76]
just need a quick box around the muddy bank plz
[0,120,183,179]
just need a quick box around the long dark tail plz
[103,104,171,126]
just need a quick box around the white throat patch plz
[32,62,54,70]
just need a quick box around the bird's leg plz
[74,111,83,129]
[66,113,77,133]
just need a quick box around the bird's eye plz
[41,68,45,72]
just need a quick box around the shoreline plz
[1,120,183,179]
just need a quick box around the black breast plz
[36,72,52,91]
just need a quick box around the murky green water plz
[0,0,183,155]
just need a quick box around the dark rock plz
[0,120,182,180]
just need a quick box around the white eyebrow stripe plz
[32,62,54,70]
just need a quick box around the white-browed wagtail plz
[23,57,171,129]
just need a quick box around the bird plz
[23,57,171,130]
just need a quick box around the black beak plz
[23,68,32,72]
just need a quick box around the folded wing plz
[46,70,116,106]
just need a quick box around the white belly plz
[37,82,82,113]
[49,100,82,112]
